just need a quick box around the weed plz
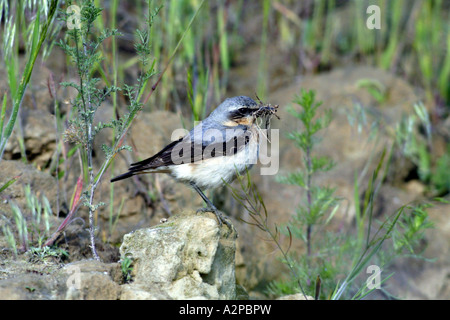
[228,90,434,299]
[0,0,60,160]
[277,90,338,259]
[273,1,450,106]
[393,101,450,195]
[356,78,388,104]
[120,256,133,283]
[28,246,68,264]
[58,0,158,260]
[1,185,53,256]
[226,168,308,299]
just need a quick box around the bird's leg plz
[190,182,232,229]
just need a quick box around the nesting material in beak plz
[253,98,280,141]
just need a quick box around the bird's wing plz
[133,125,251,165]
[127,137,184,170]
[110,137,183,182]
[195,124,251,160]
[110,124,252,182]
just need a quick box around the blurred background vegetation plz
[62,0,449,119]
[2,0,448,156]
[127,0,450,114]
[102,0,450,197]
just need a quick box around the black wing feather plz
[110,127,251,182]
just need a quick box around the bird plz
[111,96,278,229]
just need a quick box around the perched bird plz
[111,96,277,229]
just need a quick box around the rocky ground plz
[0,47,449,299]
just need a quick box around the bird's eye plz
[240,107,254,113]
[230,107,253,119]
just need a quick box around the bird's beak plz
[253,104,280,120]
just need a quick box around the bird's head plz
[210,96,276,127]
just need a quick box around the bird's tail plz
[110,171,134,183]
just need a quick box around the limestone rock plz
[0,260,122,300]
[0,274,60,300]
[64,271,120,300]
[119,210,238,300]
[277,293,315,300]
[4,109,56,168]
[120,283,172,300]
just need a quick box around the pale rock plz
[119,210,238,300]
[277,293,315,300]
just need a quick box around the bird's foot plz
[196,206,234,233]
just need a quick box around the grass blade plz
[0,93,7,143]
[0,174,21,193]
[0,0,59,160]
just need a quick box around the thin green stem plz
[306,145,313,257]
[72,21,99,260]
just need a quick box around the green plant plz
[0,173,21,194]
[413,0,448,103]
[58,0,158,260]
[273,1,450,106]
[332,197,434,300]
[277,90,338,258]
[354,0,376,56]
[28,246,68,263]
[187,67,209,122]
[256,0,270,100]
[121,256,133,283]
[0,0,60,160]
[1,221,17,258]
[227,90,433,299]
[356,78,388,104]
[272,90,343,297]
[430,145,450,195]
[141,0,206,107]
[378,0,404,71]
[394,102,440,190]
[226,168,308,299]
[1,184,53,255]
